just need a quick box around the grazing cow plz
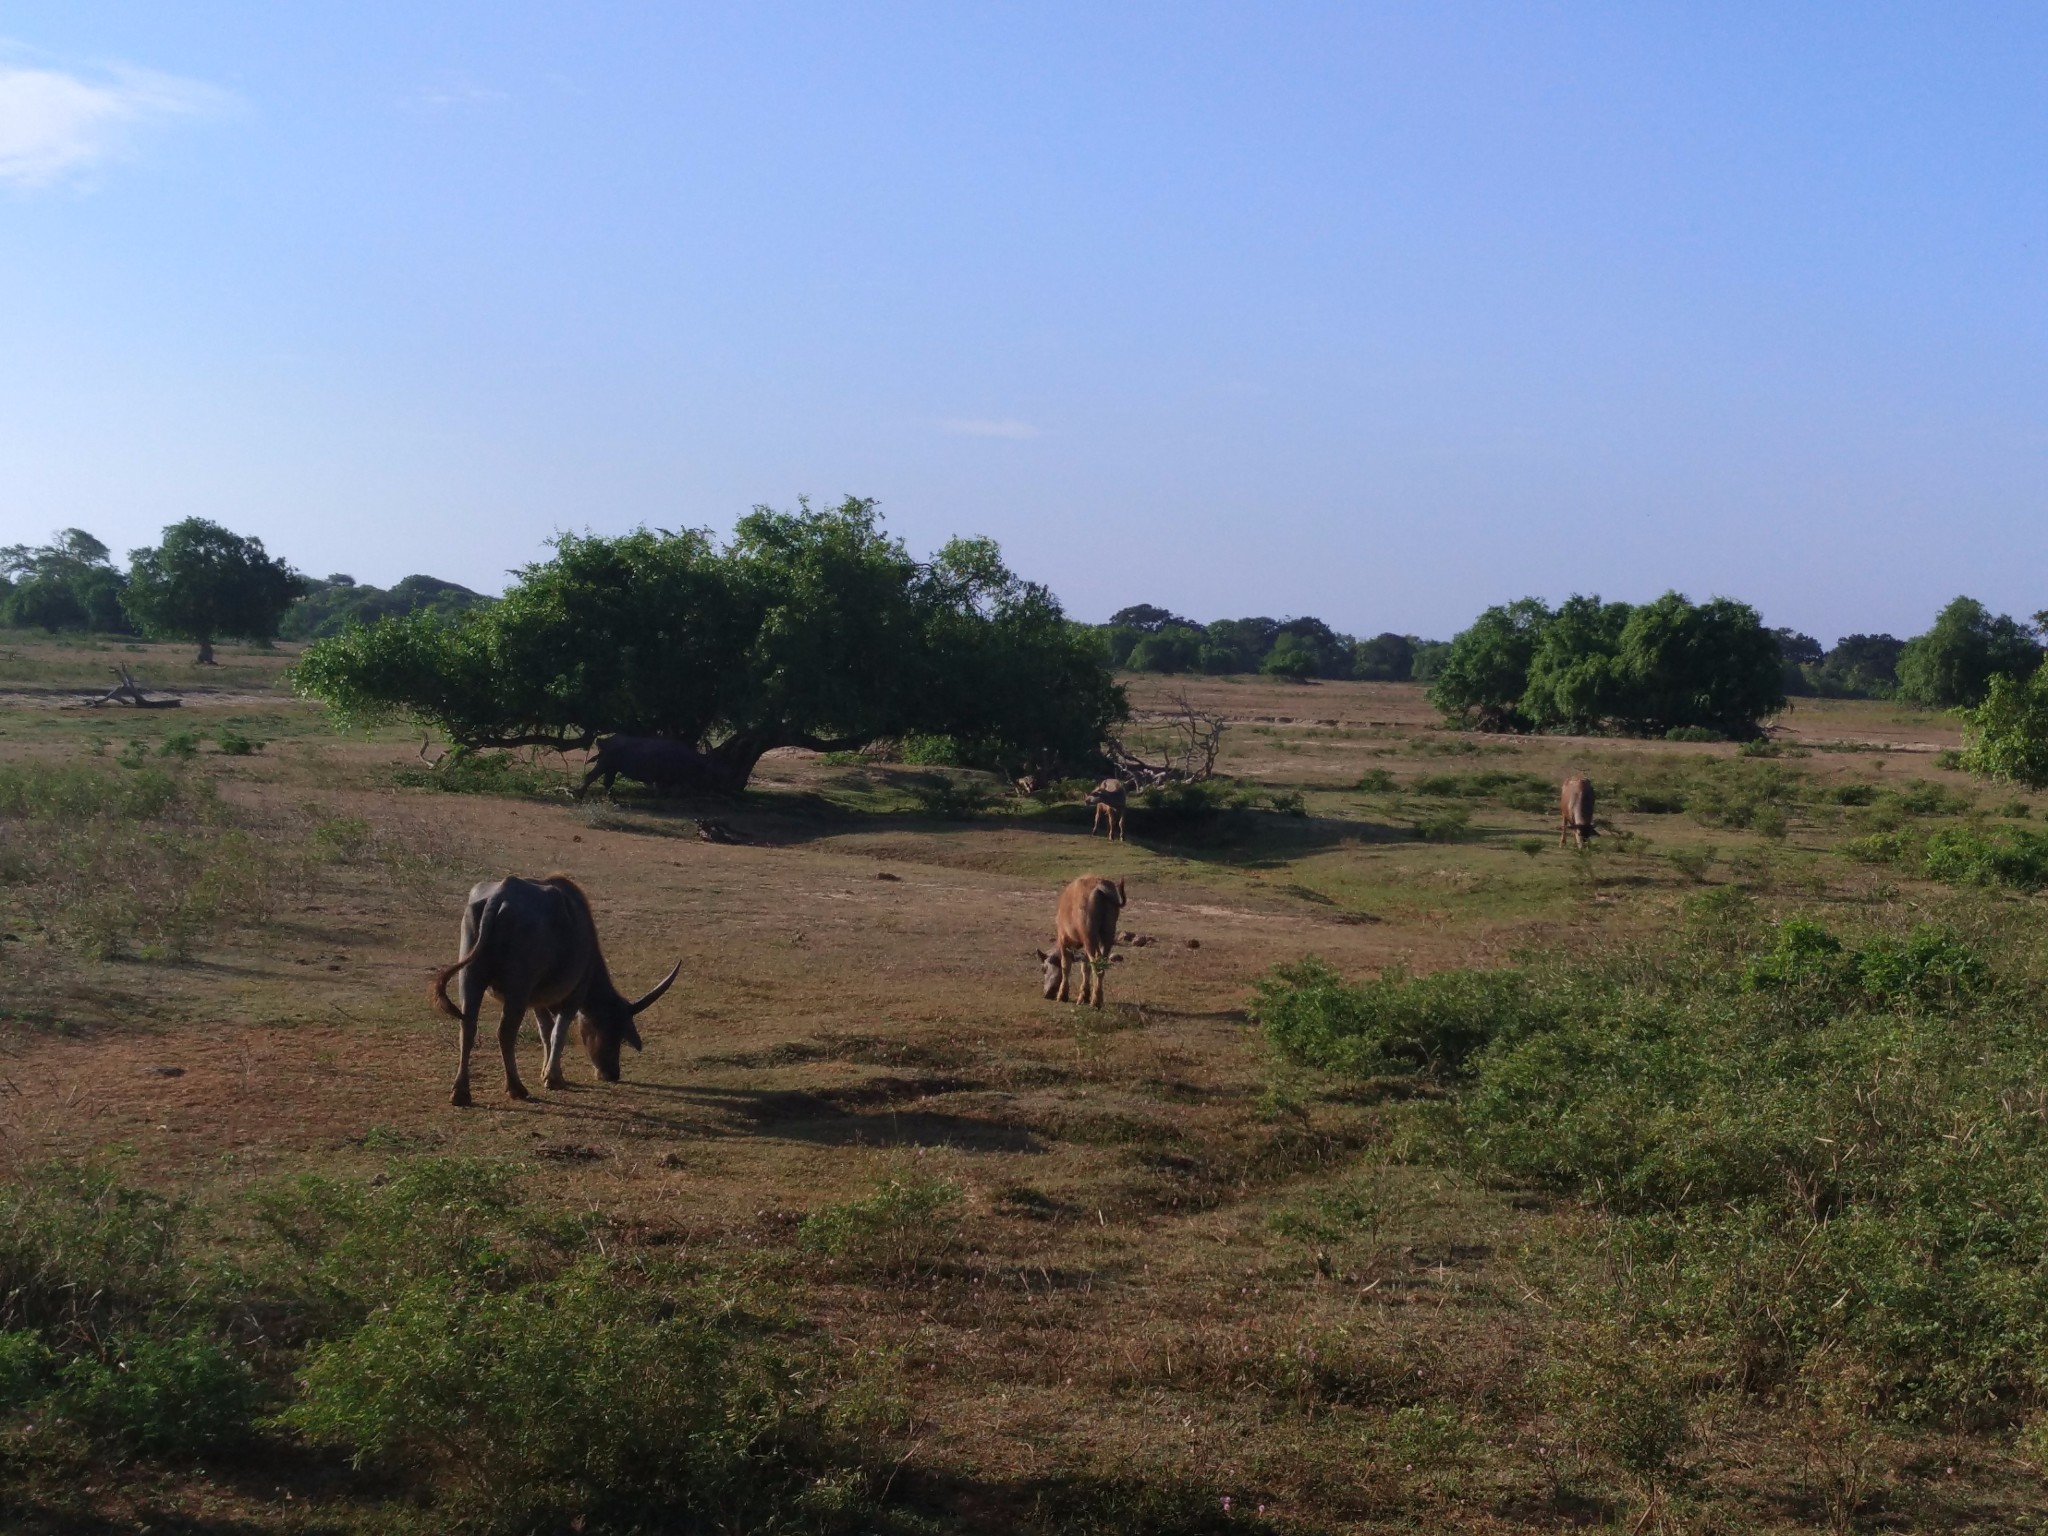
[579,735,711,800]
[1038,874,1127,1009]
[1085,777,1128,840]
[432,875,682,1106]
[1559,775,1597,849]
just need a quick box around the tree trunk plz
[194,639,216,666]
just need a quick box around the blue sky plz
[4,5,2045,643]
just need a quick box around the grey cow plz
[433,874,681,1106]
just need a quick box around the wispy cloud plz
[940,417,1041,440]
[0,52,225,189]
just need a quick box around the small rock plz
[875,871,900,882]
[143,1065,185,1078]
[1185,938,1201,949]
[537,1142,609,1162]
[572,834,583,842]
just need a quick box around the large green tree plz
[293,497,1125,794]
[1895,597,2041,708]
[1431,592,1784,737]
[1427,598,1553,729]
[1606,592,1785,737]
[0,529,131,633]
[123,519,305,663]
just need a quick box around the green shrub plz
[1411,807,1471,842]
[0,1166,263,1458]
[799,1168,961,1272]
[897,733,961,766]
[1267,789,1307,817]
[215,728,263,755]
[1920,826,2048,889]
[58,1329,259,1455]
[909,776,992,818]
[1890,778,1972,816]
[1410,769,1553,812]
[1252,956,1550,1079]
[392,750,568,796]
[286,1258,811,1533]
[1136,777,1261,826]
[158,730,200,760]
[1356,768,1397,793]
[1686,759,1802,830]
[1665,725,1722,743]
[1828,782,1878,806]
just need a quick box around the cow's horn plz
[628,958,684,1015]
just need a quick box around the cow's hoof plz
[450,1086,472,1107]
[506,1083,530,1102]
[543,1076,567,1092]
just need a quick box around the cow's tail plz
[430,905,494,1018]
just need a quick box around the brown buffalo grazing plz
[1038,874,1127,1008]
[579,735,711,800]
[1559,775,1597,848]
[432,874,681,1106]
[1085,777,1128,840]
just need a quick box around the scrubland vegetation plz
[8,619,2048,1533]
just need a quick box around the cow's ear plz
[1036,949,1050,962]
[1117,879,1127,904]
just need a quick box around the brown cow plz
[1085,777,1128,840]
[432,874,681,1106]
[1038,874,1127,1008]
[1559,775,1596,848]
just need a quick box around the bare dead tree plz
[83,665,182,710]
[1104,690,1225,787]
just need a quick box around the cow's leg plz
[1055,946,1072,1003]
[451,976,485,1107]
[1112,807,1125,841]
[540,1010,571,1090]
[496,996,531,1100]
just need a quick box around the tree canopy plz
[0,530,131,634]
[292,497,1125,793]
[280,573,495,641]
[123,519,305,662]
[1429,592,1785,737]
[1894,597,2042,708]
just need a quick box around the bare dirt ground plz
[8,641,2035,1534]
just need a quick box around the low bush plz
[1848,824,2048,891]
[214,728,263,756]
[392,749,570,796]
[1410,807,1471,842]
[896,732,961,766]
[1136,777,1263,827]
[799,1167,961,1273]
[1685,759,1803,830]
[1356,768,1397,793]
[1257,920,2048,1423]
[1409,769,1553,812]
[1252,957,1557,1079]
[286,1258,813,1533]
[0,1164,263,1459]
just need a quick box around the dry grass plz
[3,656,2042,1532]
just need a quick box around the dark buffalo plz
[579,735,711,799]
[432,874,681,1106]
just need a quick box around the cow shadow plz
[529,1077,1045,1154]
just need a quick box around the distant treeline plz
[1108,592,2048,738]
[1772,597,2045,707]
[1098,605,1451,682]
[0,526,491,646]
